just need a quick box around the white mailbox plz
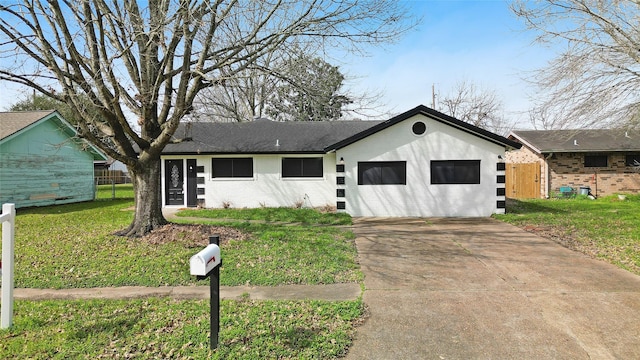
[190,244,221,276]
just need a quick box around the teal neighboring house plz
[0,110,107,208]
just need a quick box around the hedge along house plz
[506,129,640,198]
[160,105,521,217]
[0,110,107,208]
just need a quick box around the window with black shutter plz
[358,161,406,185]
[430,160,481,184]
[282,157,323,178]
[212,158,253,178]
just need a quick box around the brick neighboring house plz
[506,129,640,198]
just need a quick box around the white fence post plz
[1,203,16,329]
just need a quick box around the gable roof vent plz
[573,139,579,146]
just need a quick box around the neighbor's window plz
[625,154,640,167]
[282,157,323,178]
[358,161,406,185]
[584,154,608,168]
[212,158,253,178]
[431,160,480,184]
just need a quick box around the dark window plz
[197,177,205,184]
[336,176,345,185]
[337,189,345,197]
[497,175,505,184]
[497,200,506,209]
[282,157,323,178]
[337,201,346,210]
[212,158,253,178]
[358,161,406,185]
[584,154,608,167]
[431,160,481,184]
[197,188,205,195]
[336,164,345,172]
[196,166,205,173]
[412,121,426,135]
[626,154,640,167]
[496,162,506,171]
[497,188,506,196]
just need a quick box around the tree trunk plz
[116,158,167,237]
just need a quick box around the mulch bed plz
[140,223,249,247]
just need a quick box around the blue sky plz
[1,1,552,129]
[340,0,553,127]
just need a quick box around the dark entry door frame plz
[165,159,184,205]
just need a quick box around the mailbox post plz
[190,235,222,350]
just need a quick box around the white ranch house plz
[160,105,521,217]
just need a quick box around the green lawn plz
[0,198,364,358]
[495,194,640,275]
[95,183,135,199]
[177,207,352,225]
[8,200,361,288]
[1,298,363,359]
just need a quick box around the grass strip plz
[0,297,364,359]
[495,194,640,275]
[95,184,135,200]
[176,207,352,225]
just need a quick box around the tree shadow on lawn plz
[505,198,569,215]
[67,316,140,341]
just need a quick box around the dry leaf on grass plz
[140,223,248,247]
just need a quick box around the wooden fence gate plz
[506,163,541,199]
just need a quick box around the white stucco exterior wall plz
[162,153,337,209]
[336,114,505,217]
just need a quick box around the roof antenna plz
[275,139,280,147]
[573,139,578,146]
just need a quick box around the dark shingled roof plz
[163,105,521,154]
[163,119,383,154]
[509,129,640,154]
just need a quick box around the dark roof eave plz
[539,148,640,154]
[326,105,521,151]
[509,129,640,153]
[161,150,329,156]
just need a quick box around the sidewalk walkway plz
[14,283,361,301]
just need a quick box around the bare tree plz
[189,48,281,123]
[191,48,351,122]
[0,1,416,236]
[526,101,575,130]
[512,0,640,129]
[438,80,511,135]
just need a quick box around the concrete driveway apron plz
[345,217,640,360]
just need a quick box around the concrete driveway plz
[345,217,640,360]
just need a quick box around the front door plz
[165,159,184,205]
